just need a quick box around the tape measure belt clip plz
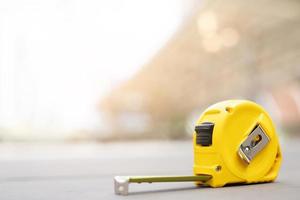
[238,125,270,164]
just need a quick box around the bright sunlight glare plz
[0,0,185,137]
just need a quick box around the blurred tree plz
[100,0,300,139]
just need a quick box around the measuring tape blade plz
[114,175,212,195]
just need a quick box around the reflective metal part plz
[114,175,212,195]
[238,125,270,164]
[114,176,130,195]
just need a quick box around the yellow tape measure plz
[114,100,282,195]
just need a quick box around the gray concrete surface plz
[0,138,299,200]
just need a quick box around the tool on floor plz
[114,100,282,195]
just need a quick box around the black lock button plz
[195,122,214,146]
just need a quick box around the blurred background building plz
[0,0,299,142]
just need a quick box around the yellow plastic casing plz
[193,100,282,187]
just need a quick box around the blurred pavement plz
[0,139,299,200]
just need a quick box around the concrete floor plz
[0,139,299,200]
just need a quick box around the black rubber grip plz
[195,122,214,146]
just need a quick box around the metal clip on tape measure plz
[114,100,282,195]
